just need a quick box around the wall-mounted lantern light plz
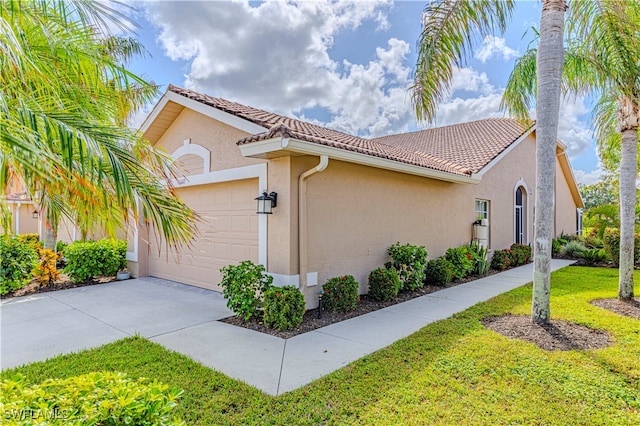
[255,191,277,214]
[32,209,39,219]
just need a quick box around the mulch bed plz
[482,314,612,351]
[590,297,640,320]
[221,269,501,339]
[1,274,116,299]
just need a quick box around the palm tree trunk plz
[532,0,566,324]
[617,96,638,299]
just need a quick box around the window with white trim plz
[475,199,489,221]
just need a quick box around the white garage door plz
[149,178,259,292]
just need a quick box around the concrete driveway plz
[1,277,232,370]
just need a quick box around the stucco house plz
[127,85,583,307]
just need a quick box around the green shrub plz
[55,240,68,254]
[0,237,38,295]
[466,241,490,275]
[388,242,427,291]
[510,244,532,266]
[220,260,273,321]
[263,286,305,331]
[603,230,640,267]
[491,249,513,271]
[552,238,563,256]
[579,248,609,266]
[581,235,604,249]
[367,267,401,301]
[63,239,127,283]
[322,275,359,312]
[424,258,454,286]
[16,233,41,249]
[0,372,183,425]
[444,246,474,280]
[561,240,587,259]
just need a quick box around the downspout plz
[299,155,329,290]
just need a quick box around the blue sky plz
[126,0,601,184]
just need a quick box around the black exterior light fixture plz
[255,191,277,214]
[32,209,39,219]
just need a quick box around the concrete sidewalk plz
[1,259,574,395]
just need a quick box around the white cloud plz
[573,166,605,186]
[557,97,593,158]
[475,36,519,63]
[434,93,505,126]
[450,67,496,95]
[143,0,407,136]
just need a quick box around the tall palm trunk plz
[617,96,638,299]
[532,0,566,324]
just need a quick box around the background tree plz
[1,0,197,250]
[502,0,639,299]
[412,0,566,324]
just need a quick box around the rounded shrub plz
[64,239,127,283]
[424,258,454,286]
[603,230,640,267]
[387,242,427,291]
[444,246,474,279]
[367,267,401,301]
[220,260,273,321]
[322,275,359,312]
[263,286,305,331]
[0,236,38,295]
[560,240,587,259]
[509,244,532,265]
[490,249,512,271]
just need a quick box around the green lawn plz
[2,267,639,425]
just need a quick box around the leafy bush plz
[64,239,127,283]
[579,248,609,266]
[367,267,402,301]
[603,230,640,267]
[263,286,305,331]
[220,260,273,321]
[466,241,490,275]
[0,237,38,295]
[424,258,454,286]
[0,372,184,425]
[444,246,474,280]
[322,275,359,312]
[33,248,60,286]
[561,240,587,259]
[387,242,427,291]
[491,249,513,271]
[16,233,41,249]
[510,244,532,266]
[55,240,68,254]
[581,235,604,249]
[552,238,563,256]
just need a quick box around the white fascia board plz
[472,126,536,179]
[143,91,267,135]
[168,163,266,189]
[240,137,478,184]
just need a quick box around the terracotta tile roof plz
[372,119,534,174]
[168,85,533,177]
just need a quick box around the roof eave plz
[239,138,480,184]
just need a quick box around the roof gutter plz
[239,137,479,185]
[299,155,329,292]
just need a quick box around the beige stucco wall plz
[5,203,39,235]
[555,161,579,236]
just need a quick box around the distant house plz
[125,85,582,307]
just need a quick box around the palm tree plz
[1,0,197,250]
[502,0,639,299]
[412,0,566,324]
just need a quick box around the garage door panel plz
[148,178,259,292]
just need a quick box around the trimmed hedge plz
[0,237,38,295]
[424,258,454,286]
[603,230,640,267]
[367,267,401,301]
[0,372,183,425]
[322,275,359,312]
[263,286,305,331]
[63,239,127,283]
